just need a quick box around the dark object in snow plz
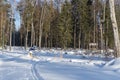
[65,52,67,54]
[69,59,72,62]
[29,46,37,51]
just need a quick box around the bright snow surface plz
[0,48,120,80]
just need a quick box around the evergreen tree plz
[79,0,91,49]
[0,0,11,49]
[58,0,72,49]
[104,0,114,49]
[71,0,81,49]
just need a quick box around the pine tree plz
[58,0,72,49]
[79,0,91,49]
[0,0,11,49]
[71,0,81,49]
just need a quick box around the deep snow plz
[0,48,120,80]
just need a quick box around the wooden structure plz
[89,43,98,50]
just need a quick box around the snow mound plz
[105,58,120,69]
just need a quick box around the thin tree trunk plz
[31,2,36,47]
[10,11,13,51]
[78,28,81,49]
[24,14,28,50]
[93,2,96,43]
[0,8,3,48]
[100,22,104,50]
[35,33,38,47]
[2,11,6,49]
[74,26,76,49]
[20,34,22,46]
[109,0,120,57]
[25,26,28,50]
[50,29,53,48]
[105,21,108,51]
[39,5,43,49]
[45,34,48,48]
[88,31,90,49]
[31,19,34,47]
[39,2,46,49]
[39,20,43,49]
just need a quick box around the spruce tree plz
[58,0,72,49]
[71,0,81,49]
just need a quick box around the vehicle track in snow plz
[31,61,44,80]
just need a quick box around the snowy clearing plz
[0,48,120,80]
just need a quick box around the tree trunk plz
[31,3,36,47]
[100,22,104,50]
[45,34,48,48]
[39,2,46,49]
[39,21,43,49]
[93,2,96,43]
[20,34,22,46]
[0,9,3,48]
[2,11,6,50]
[31,18,34,47]
[109,0,120,57]
[10,12,13,51]
[78,27,81,49]
[25,27,28,50]
[105,21,109,50]
[74,26,76,49]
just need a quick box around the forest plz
[0,0,120,56]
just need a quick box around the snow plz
[104,58,120,72]
[0,48,120,80]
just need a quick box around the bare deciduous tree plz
[109,0,120,57]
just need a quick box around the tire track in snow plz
[31,61,44,80]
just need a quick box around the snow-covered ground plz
[0,47,120,80]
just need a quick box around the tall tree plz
[109,0,120,57]
[38,0,47,49]
[58,0,72,49]
[0,0,11,49]
[71,0,81,49]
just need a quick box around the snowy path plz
[0,50,120,80]
[34,62,120,80]
[31,61,44,80]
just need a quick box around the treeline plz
[0,0,120,50]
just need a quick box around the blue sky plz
[15,11,20,31]
[8,0,20,31]
[15,0,21,31]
